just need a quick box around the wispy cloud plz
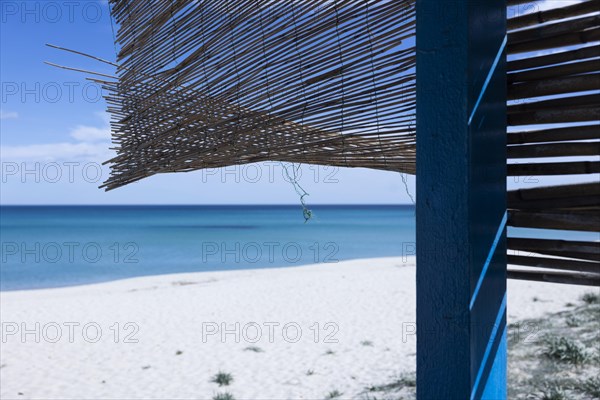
[1,113,113,162]
[69,124,111,142]
[1,142,111,162]
[0,110,19,120]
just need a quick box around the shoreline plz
[0,256,410,294]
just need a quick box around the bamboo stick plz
[507,27,600,54]
[508,161,600,176]
[508,15,600,45]
[508,255,600,273]
[508,182,600,210]
[508,209,600,231]
[508,93,599,113]
[508,59,600,83]
[507,269,600,286]
[507,93,600,125]
[507,125,600,144]
[507,141,600,158]
[508,107,600,125]
[509,195,600,211]
[507,45,599,72]
[508,182,600,200]
[507,238,600,262]
[508,74,600,100]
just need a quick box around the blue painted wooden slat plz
[416,1,507,399]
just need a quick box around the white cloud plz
[0,110,18,120]
[0,142,111,162]
[70,124,111,142]
[0,114,113,162]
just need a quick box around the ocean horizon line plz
[0,203,416,207]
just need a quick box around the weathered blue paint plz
[416,1,507,399]
[471,293,507,399]
[481,326,508,400]
[468,35,507,127]
[470,211,507,311]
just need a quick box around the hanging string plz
[281,162,313,223]
[400,172,416,206]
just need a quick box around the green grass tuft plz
[543,336,588,365]
[579,376,600,398]
[581,292,599,304]
[211,371,233,387]
[565,315,580,327]
[325,390,343,399]
[213,392,235,400]
[366,373,416,392]
[530,384,567,400]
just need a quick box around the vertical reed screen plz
[506,0,600,286]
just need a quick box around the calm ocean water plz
[0,205,416,291]
[2,205,595,291]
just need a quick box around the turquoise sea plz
[0,205,416,291]
[2,205,595,291]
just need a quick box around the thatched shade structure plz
[98,0,417,191]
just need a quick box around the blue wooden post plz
[416,1,507,399]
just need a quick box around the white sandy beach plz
[0,257,592,400]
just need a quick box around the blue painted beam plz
[416,1,507,399]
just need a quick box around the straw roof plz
[98,0,416,190]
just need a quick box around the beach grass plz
[581,291,599,305]
[211,372,233,387]
[579,376,600,398]
[325,389,343,399]
[508,295,600,400]
[543,336,588,365]
[212,392,235,400]
[530,384,567,400]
